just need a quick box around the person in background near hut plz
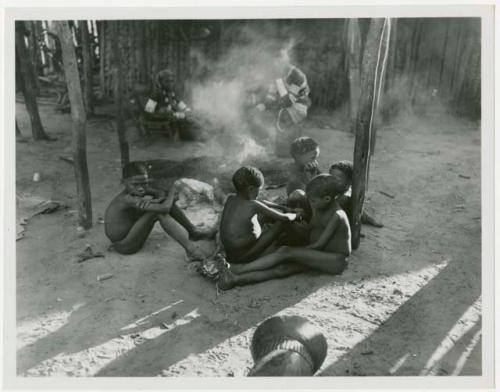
[218,174,351,290]
[104,161,212,259]
[219,166,300,264]
[329,160,383,229]
[247,45,312,157]
[143,69,200,140]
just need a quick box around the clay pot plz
[248,315,327,376]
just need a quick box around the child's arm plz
[306,212,341,251]
[131,181,180,214]
[253,200,297,222]
[260,200,290,212]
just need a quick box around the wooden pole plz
[26,21,41,94]
[369,18,391,155]
[346,18,362,133]
[111,20,130,167]
[97,21,106,98]
[351,18,386,250]
[54,21,93,229]
[15,23,50,141]
[80,20,94,116]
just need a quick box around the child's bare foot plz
[361,213,384,228]
[217,265,237,290]
[190,226,217,241]
[185,245,206,262]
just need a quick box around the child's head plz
[122,161,150,197]
[329,160,353,193]
[306,174,343,209]
[232,166,264,199]
[290,137,320,168]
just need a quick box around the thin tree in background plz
[345,18,362,133]
[80,20,94,116]
[15,22,50,141]
[351,18,387,250]
[111,20,130,167]
[54,20,93,229]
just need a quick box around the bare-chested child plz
[105,161,211,259]
[218,173,351,289]
[219,166,299,264]
[329,160,383,228]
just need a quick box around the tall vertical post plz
[346,18,362,133]
[55,21,93,229]
[111,20,130,167]
[351,18,387,250]
[15,22,50,140]
[80,20,94,116]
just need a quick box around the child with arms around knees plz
[219,166,299,264]
[218,173,351,289]
[105,161,209,259]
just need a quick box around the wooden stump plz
[54,21,93,229]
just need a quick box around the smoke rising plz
[188,25,298,164]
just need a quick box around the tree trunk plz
[80,20,94,116]
[16,119,25,141]
[97,21,106,98]
[54,21,93,230]
[369,18,391,155]
[26,21,41,94]
[346,18,362,133]
[111,20,130,167]
[351,18,386,250]
[15,23,50,140]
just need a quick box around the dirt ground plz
[15,97,482,377]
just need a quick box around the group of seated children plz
[104,136,380,290]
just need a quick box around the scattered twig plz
[378,190,395,199]
[97,273,114,282]
[59,155,74,164]
[458,174,471,179]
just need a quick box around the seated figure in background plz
[134,68,201,140]
[247,44,312,157]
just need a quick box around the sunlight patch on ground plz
[17,303,86,350]
[120,300,184,331]
[21,308,201,377]
[162,263,450,377]
[420,298,481,376]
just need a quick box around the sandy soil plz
[15,97,481,377]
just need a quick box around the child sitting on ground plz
[219,166,299,264]
[218,173,351,289]
[105,161,211,259]
[329,160,383,228]
[286,136,322,196]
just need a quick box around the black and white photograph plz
[2,2,496,388]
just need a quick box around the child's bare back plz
[219,167,297,263]
[219,194,263,254]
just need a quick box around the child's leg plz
[219,263,307,290]
[157,214,205,261]
[231,221,285,263]
[112,212,158,255]
[231,246,347,276]
[169,203,216,240]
